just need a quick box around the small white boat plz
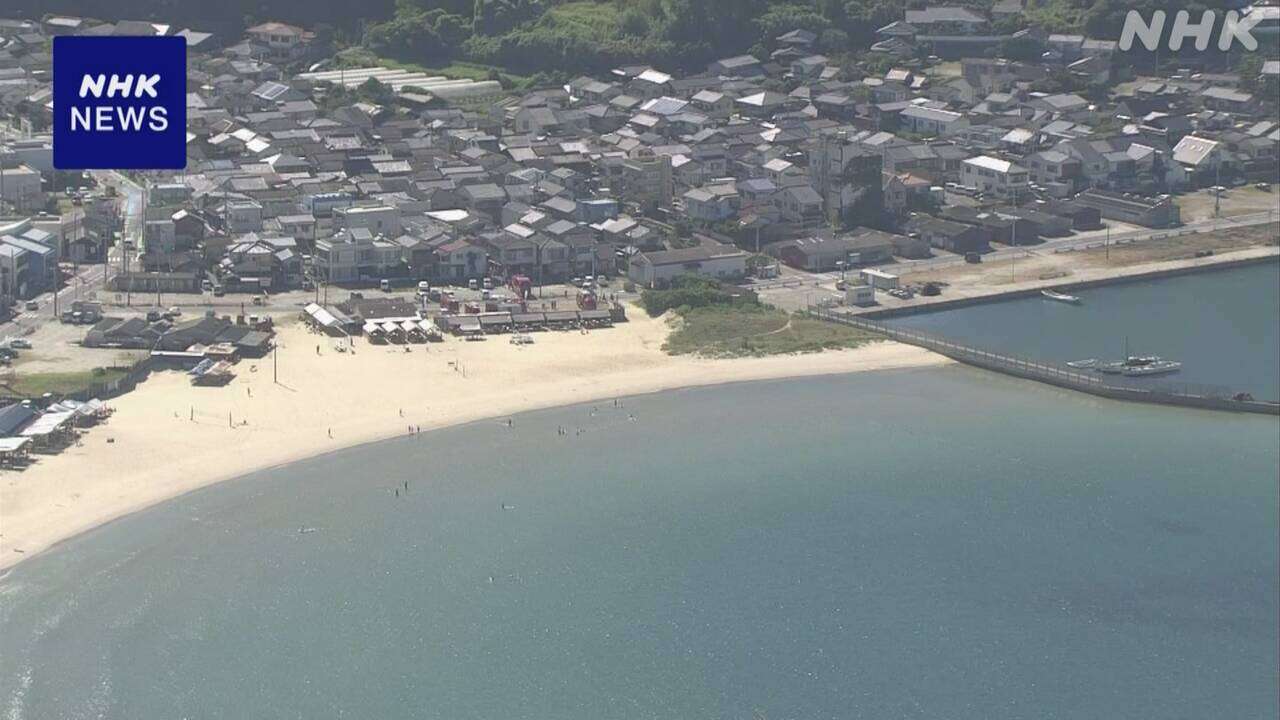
[1041,289,1081,304]
[1097,356,1177,375]
[1122,360,1182,376]
[1066,358,1098,369]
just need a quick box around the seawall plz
[856,248,1279,320]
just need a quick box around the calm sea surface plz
[0,266,1277,720]
[888,261,1280,401]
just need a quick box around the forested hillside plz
[9,0,1257,77]
[9,0,396,35]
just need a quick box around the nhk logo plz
[71,74,170,132]
[1119,9,1261,52]
[53,36,186,170]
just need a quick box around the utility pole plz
[1009,195,1017,283]
[1213,162,1221,220]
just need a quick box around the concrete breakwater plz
[809,308,1280,416]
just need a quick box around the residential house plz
[899,105,969,137]
[683,184,740,223]
[960,155,1029,198]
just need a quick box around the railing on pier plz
[807,307,1279,415]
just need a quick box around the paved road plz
[0,170,140,331]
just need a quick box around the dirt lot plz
[898,223,1280,294]
[1177,185,1279,222]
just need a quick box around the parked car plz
[7,338,31,349]
[24,300,38,311]
[146,309,162,322]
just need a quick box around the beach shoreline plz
[0,309,948,572]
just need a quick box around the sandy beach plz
[0,308,947,570]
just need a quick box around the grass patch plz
[2,368,129,397]
[336,47,531,87]
[664,304,880,358]
[541,1,624,37]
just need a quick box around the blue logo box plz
[53,36,187,170]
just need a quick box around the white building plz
[961,155,1029,198]
[334,205,401,238]
[0,165,43,212]
[314,228,402,283]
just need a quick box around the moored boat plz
[1122,360,1182,376]
[1066,358,1098,369]
[1041,289,1081,304]
[1096,356,1177,375]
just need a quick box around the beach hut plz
[0,436,31,466]
[579,309,613,328]
[304,302,348,335]
[451,316,482,337]
[0,402,37,438]
[512,312,546,331]
[362,321,385,343]
[544,310,579,329]
[478,312,514,335]
[45,398,108,428]
[192,360,236,386]
[400,319,423,342]
[20,409,76,450]
[418,318,443,342]
[381,320,405,343]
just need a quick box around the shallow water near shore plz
[0,364,1276,719]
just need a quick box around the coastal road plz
[770,209,1280,288]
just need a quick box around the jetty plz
[808,308,1279,416]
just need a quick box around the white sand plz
[0,308,947,570]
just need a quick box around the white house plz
[961,155,1029,198]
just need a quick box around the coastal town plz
[0,4,1277,556]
